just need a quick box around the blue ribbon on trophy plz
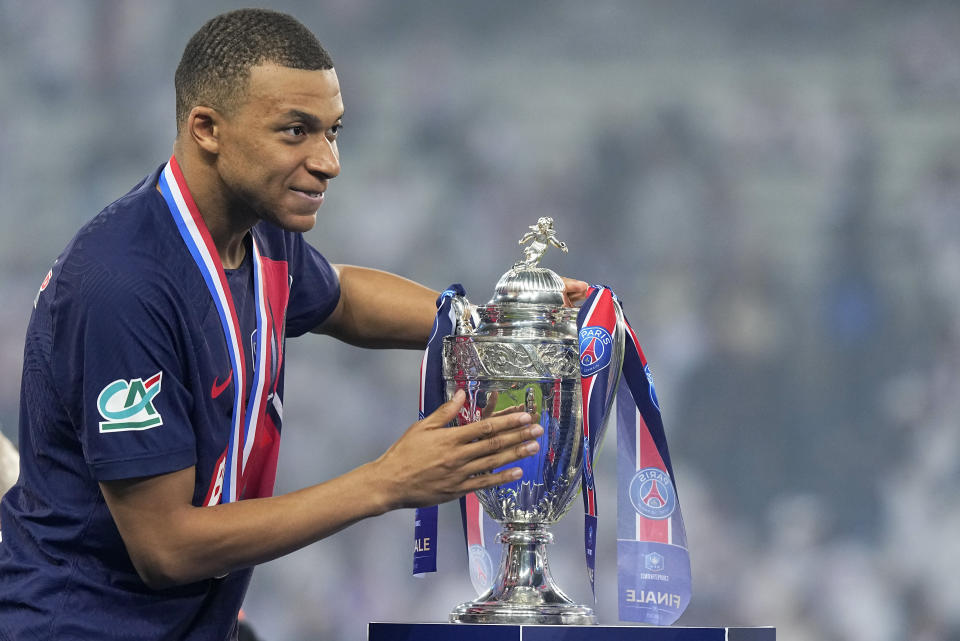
[414,285,463,576]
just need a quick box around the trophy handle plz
[450,295,477,336]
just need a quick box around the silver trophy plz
[443,218,625,624]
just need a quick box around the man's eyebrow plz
[280,109,344,127]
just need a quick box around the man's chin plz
[281,212,318,233]
[284,212,317,234]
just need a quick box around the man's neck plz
[171,147,253,269]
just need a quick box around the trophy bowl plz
[441,219,624,624]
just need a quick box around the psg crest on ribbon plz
[415,218,691,625]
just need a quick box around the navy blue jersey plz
[0,165,340,640]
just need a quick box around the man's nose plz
[306,138,340,179]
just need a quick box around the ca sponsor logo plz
[97,372,164,432]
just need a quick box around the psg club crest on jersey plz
[96,372,164,432]
[628,467,676,520]
[579,326,613,376]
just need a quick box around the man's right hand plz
[370,389,542,510]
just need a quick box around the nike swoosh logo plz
[211,371,233,399]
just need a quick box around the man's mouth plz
[291,188,324,204]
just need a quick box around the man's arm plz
[313,265,438,349]
[100,390,542,589]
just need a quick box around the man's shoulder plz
[49,165,199,312]
[75,166,171,257]
[67,166,191,275]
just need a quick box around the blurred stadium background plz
[2,1,960,639]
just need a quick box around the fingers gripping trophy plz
[441,219,625,624]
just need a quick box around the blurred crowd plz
[2,1,959,639]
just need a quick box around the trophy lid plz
[471,217,577,338]
[489,265,566,306]
[487,217,569,307]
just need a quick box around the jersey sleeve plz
[54,261,197,481]
[284,233,341,338]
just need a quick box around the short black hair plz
[174,8,334,132]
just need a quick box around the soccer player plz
[0,9,587,640]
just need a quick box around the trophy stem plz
[449,523,597,625]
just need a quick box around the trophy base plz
[449,524,597,625]
[449,601,596,625]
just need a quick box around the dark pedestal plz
[368,623,775,641]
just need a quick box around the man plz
[0,9,587,640]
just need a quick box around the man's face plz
[215,64,344,233]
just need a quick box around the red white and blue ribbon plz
[576,286,621,598]
[615,315,691,624]
[158,156,270,505]
[579,285,691,624]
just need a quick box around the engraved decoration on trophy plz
[441,218,625,624]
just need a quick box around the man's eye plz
[329,124,342,138]
[285,125,307,137]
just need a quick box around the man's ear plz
[186,106,222,155]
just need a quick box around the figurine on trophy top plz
[517,216,568,268]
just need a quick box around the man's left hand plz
[561,278,589,307]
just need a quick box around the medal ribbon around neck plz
[158,156,270,504]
